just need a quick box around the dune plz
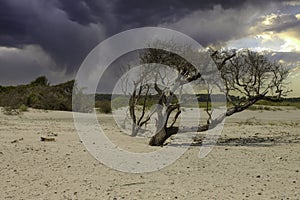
[0,108,299,199]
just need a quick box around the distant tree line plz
[0,73,298,116]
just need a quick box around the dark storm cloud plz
[57,0,116,26]
[58,0,101,25]
[268,51,300,64]
[111,0,283,32]
[263,12,300,44]
[0,0,292,86]
[266,20,300,32]
[0,1,32,46]
[157,2,284,46]
[0,0,106,74]
[52,0,250,29]
[0,45,74,86]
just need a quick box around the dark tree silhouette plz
[121,43,290,146]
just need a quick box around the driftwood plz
[40,137,55,142]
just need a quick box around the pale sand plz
[0,108,299,199]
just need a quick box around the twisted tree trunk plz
[149,127,179,146]
[149,94,267,146]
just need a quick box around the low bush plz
[19,104,28,112]
[1,106,20,115]
[96,100,112,114]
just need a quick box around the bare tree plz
[119,43,290,146]
[210,48,290,116]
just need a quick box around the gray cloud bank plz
[0,0,296,86]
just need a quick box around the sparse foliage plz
[121,41,290,146]
[30,76,49,86]
[210,48,290,116]
[1,106,20,115]
[96,100,112,114]
[19,104,28,112]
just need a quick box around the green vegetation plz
[1,106,20,115]
[30,76,49,86]
[0,76,74,111]
[1,104,28,115]
[95,100,112,114]
[18,104,28,112]
[253,99,300,109]
[247,105,283,111]
[0,76,299,113]
[109,94,300,111]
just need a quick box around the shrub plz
[19,104,28,112]
[247,105,282,111]
[30,76,49,86]
[96,101,112,114]
[1,106,20,115]
[111,96,128,109]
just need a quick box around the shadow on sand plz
[167,134,300,147]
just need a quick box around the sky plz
[0,0,300,96]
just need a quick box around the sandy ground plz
[0,108,300,199]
